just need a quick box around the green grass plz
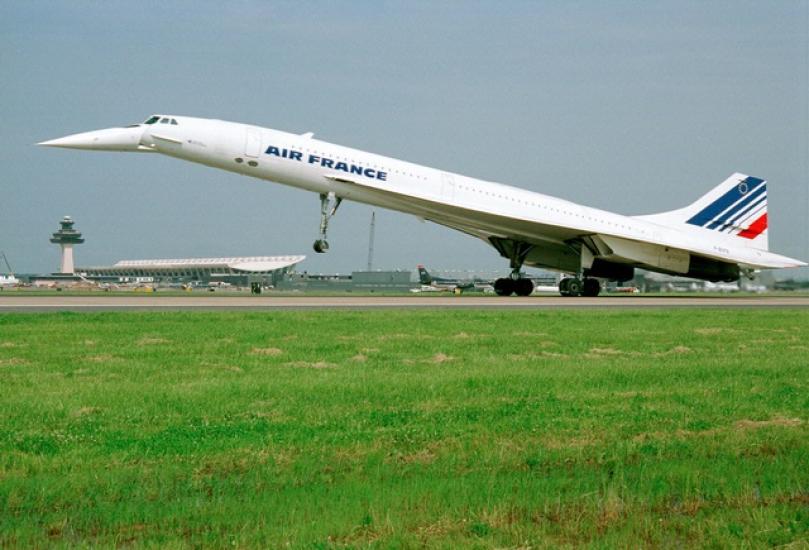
[0,309,807,548]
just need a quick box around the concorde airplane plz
[40,115,806,296]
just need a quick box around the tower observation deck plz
[50,216,84,274]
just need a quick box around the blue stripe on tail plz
[686,176,765,228]
[705,184,767,230]
[719,194,767,233]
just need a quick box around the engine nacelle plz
[584,259,634,282]
[686,255,740,282]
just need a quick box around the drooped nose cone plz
[38,126,145,152]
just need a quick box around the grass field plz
[0,309,807,547]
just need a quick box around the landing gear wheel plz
[313,239,329,253]
[560,277,582,297]
[514,278,534,297]
[566,278,582,297]
[583,278,601,297]
[494,278,515,296]
[490,238,535,298]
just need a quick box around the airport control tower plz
[50,216,84,274]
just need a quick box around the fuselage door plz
[244,126,262,158]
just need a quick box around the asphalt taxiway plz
[1,295,807,312]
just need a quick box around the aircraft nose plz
[38,126,144,151]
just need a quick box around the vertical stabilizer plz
[637,173,769,251]
[417,265,433,285]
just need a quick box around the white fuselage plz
[40,115,805,278]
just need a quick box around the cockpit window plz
[142,115,178,125]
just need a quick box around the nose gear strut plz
[313,192,342,253]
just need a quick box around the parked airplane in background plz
[40,115,806,296]
[416,265,483,293]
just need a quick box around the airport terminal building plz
[79,255,305,286]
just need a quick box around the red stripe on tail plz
[738,213,768,239]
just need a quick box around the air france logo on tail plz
[686,176,768,239]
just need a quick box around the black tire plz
[583,278,601,297]
[559,277,570,296]
[514,278,534,296]
[494,278,515,296]
[566,278,583,297]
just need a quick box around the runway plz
[1,294,808,312]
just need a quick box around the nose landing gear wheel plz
[313,239,329,253]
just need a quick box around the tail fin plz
[417,265,433,284]
[638,173,769,251]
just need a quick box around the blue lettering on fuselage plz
[266,144,387,181]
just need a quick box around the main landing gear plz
[486,237,605,298]
[313,192,342,253]
[490,239,535,297]
[494,276,534,297]
[559,276,601,297]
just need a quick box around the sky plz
[1,1,807,278]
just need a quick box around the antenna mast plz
[0,251,13,276]
[366,211,376,271]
